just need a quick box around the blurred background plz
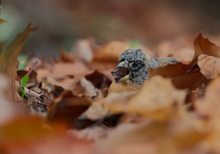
[1,0,220,57]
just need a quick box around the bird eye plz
[129,61,144,70]
[129,61,138,68]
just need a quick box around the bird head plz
[112,48,148,86]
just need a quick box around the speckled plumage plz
[112,48,178,86]
[119,49,147,63]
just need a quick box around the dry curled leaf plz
[149,62,206,89]
[106,76,186,121]
[85,71,112,96]
[194,34,220,58]
[37,61,91,90]
[48,91,91,128]
[74,77,99,98]
[149,34,220,90]
[80,91,135,121]
[193,34,220,79]
[0,23,36,75]
[98,111,208,154]
[198,54,220,79]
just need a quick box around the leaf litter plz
[1,27,220,154]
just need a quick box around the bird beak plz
[111,60,130,83]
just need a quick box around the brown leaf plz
[98,112,208,154]
[80,91,135,121]
[157,39,194,63]
[89,61,115,79]
[0,117,64,143]
[195,78,220,118]
[4,135,93,154]
[0,23,36,74]
[108,81,139,94]
[148,34,220,90]
[0,74,18,125]
[194,34,220,58]
[198,54,220,79]
[195,78,220,152]
[48,91,91,128]
[149,63,206,89]
[0,23,36,100]
[37,61,91,90]
[94,41,130,62]
[0,117,94,154]
[193,34,220,79]
[106,76,186,121]
[85,71,112,96]
[59,50,76,63]
[73,39,94,63]
[73,77,99,98]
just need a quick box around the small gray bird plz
[112,48,178,86]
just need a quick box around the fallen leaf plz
[193,34,220,79]
[157,38,194,63]
[0,75,18,125]
[79,103,109,121]
[0,23,36,75]
[198,54,220,78]
[4,135,93,154]
[37,61,91,90]
[74,77,99,98]
[73,39,94,63]
[0,23,36,100]
[94,41,130,62]
[195,78,220,152]
[195,78,220,120]
[0,116,94,154]
[59,51,76,63]
[194,34,220,58]
[98,112,208,154]
[85,71,112,96]
[108,80,141,94]
[149,63,206,89]
[48,91,91,128]
[148,34,220,90]
[106,76,186,121]
[80,91,135,120]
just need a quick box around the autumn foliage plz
[1,22,220,154]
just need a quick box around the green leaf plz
[21,74,29,88]
[21,88,26,98]
[20,74,29,97]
